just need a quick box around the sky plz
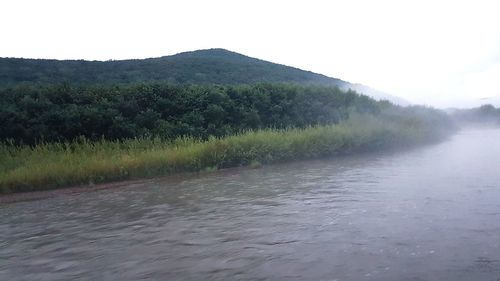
[1,0,500,108]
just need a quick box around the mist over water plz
[1,128,500,280]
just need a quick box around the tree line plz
[0,83,386,144]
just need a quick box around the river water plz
[1,128,500,281]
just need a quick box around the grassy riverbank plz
[0,112,452,194]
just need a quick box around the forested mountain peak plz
[162,48,252,60]
[0,48,407,104]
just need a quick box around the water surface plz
[2,128,500,280]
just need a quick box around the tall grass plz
[0,114,450,194]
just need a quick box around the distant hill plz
[0,48,407,104]
[449,104,500,125]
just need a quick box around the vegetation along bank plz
[0,83,455,193]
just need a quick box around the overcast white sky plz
[1,0,500,108]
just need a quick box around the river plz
[1,128,500,281]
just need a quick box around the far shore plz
[0,136,449,205]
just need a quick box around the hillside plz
[448,104,500,125]
[0,49,345,86]
[0,48,406,104]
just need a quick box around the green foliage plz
[0,83,383,144]
[0,57,456,193]
[0,49,346,88]
[0,112,453,194]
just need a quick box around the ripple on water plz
[2,129,500,280]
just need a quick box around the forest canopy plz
[0,83,386,144]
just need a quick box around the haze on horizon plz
[1,0,499,108]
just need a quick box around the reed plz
[0,114,448,194]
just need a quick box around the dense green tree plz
[0,49,346,88]
[0,81,452,145]
[0,83,388,144]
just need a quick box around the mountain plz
[0,48,407,104]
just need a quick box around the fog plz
[2,1,500,280]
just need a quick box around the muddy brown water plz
[1,128,500,281]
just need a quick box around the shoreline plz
[1,114,455,197]
[0,161,284,204]
[0,137,450,205]
[0,178,147,204]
